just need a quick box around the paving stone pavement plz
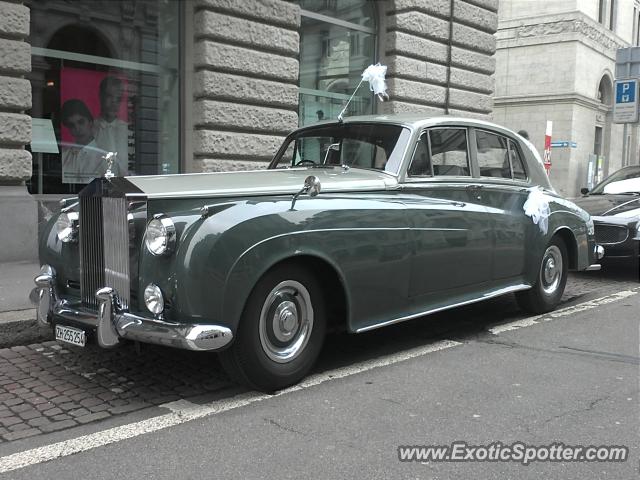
[0,267,636,444]
[0,342,230,443]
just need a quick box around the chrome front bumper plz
[34,265,233,351]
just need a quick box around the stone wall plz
[382,0,498,119]
[191,0,300,172]
[0,0,30,183]
[0,0,36,262]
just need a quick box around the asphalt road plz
[0,267,638,479]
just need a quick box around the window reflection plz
[26,0,180,195]
[298,1,377,125]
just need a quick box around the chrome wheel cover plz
[540,245,563,295]
[259,280,314,363]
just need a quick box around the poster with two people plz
[60,67,130,184]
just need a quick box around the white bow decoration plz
[361,63,389,101]
[338,63,390,121]
[523,187,550,234]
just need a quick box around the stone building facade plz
[494,0,640,198]
[0,0,498,263]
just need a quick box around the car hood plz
[573,194,640,218]
[126,167,398,199]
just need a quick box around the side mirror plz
[303,175,321,197]
[290,175,321,210]
[580,187,589,195]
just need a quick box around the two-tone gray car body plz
[35,115,602,391]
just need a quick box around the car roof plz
[308,114,521,138]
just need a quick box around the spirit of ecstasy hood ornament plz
[103,151,117,179]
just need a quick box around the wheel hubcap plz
[259,280,313,363]
[540,245,563,295]
[273,301,298,342]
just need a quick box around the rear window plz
[429,128,470,177]
[475,130,527,180]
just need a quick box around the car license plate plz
[55,325,86,347]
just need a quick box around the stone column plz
[0,0,36,262]
[191,0,300,172]
[382,0,498,119]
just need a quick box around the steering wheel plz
[294,159,317,166]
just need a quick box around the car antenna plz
[337,63,389,123]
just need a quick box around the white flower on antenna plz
[362,63,389,101]
[338,63,390,121]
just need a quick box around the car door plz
[471,129,531,280]
[401,127,493,299]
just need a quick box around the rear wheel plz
[219,264,326,392]
[516,236,568,314]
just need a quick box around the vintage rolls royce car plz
[35,115,603,392]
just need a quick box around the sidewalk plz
[0,261,52,347]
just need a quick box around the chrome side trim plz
[585,264,602,271]
[355,283,531,333]
[230,227,467,274]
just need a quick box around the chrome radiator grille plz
[80,196,130,310]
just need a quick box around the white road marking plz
[488,289,639,335]
[0,340,461,474]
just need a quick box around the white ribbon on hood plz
[523,187,550,234]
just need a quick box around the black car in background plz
[574,166,640,269]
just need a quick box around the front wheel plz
[219,264,326,392]
[516,237,568,314]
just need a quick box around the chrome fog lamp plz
[144,283,164,315]
[144,214,176,256]
[55,212,79,243]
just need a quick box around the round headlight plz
[55,212,79,243]
[144,214,176,256]
[143,283,164,315]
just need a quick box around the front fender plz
[221,235,350,334]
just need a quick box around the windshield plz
[591,166,640,194]
[269,123,411,175]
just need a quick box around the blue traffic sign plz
[614,79,639,123]
[616,81,636,103]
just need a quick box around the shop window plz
[297,0,377,126]
[26,0,180,195]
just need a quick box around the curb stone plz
[0,309,53,348]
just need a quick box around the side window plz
[429,129,470,176]
[476,130,510,178]
[508,139,527,180]
[407,133,432,176]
